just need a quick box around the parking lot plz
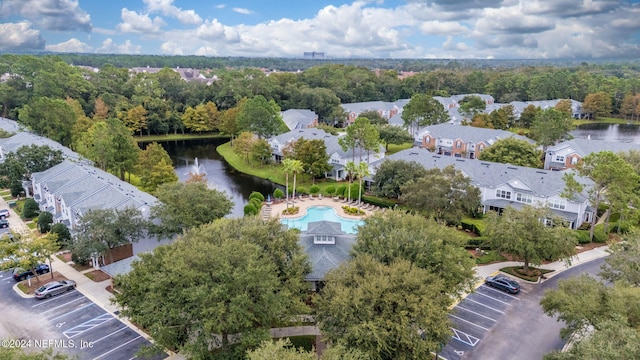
[439,279,532,359]
[0,270,166,360]
[29,289,167,359]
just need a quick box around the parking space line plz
[86,326,128,345]
[455,306,497,322]
[451,328,480,346]
[465,298,505,314]
[34,293,82,309]
[448,314,490,331]
[48,303,94,322]
[480,285,520,300]
[473,291,512,305]
[93,335,142,360]
[63,313,114,338]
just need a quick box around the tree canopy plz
[150,182,233,237]
[477,137,542,168]
[401,93,449,134]
[371,159,428,199]
[400,165,481,224]
[486,205,576,273]
[314,255,451,360]
[114,217,310,359]
[353,210,477,295]
[236,95,286,138]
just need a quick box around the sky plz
[1,0,639,59]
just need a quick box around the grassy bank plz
[135,133,226,143]
[573,117,635,126]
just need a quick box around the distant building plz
[544,139,640,170]
[303,52,325,60]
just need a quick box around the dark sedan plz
[12,264,50,281]
[485,275,520,294]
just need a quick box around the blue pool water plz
[281,206,364,234]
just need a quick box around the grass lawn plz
[500,266,554,282]
[474,250,507,265]
[386,142,414,155]
[573,117,633,126]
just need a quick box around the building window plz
[555,155,565,162]
[516,193,533,203]
[571,157,579,165]
[314,235,336,244]
[548,198,566,210]
[456,141,462,149]
[478,145,484,151]
[496,190,511,199]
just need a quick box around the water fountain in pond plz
[187,157,207,181]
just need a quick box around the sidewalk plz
[474,245,611,281]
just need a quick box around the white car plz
[0,209,9,219]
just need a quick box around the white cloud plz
[45,38,93,53]
[195,19,240,43]
[1,0,92,32]
[117,8,166,34]
[143,0,203,25]
[96,38,142,54]
[420,21,469,36]
[215,4,226,9]
[160,41,184,55]
[232,8,253,15]
[0,21,45,50]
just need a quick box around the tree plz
[73,208,147,264]
[599,229,640,287]
[486,205,576,273]
[353,210,477,295]
[401,93,449,135]
[478,137,542,168]
[282,158,295,207]
[124,104,148,136]
[0,145,63,189]
[530,108,574,152]
[355,161,369,207]
[289,138,331,182]
[377,124,413,151]
[459,95,487,120]
[181,101,220,133]
[150,182,233,237]
[251,138,273,165]
[358,110,386,125]
[247,339,368,360]
[114,217,310,359]
[136,142,178,192]
[0,346,72,359]
[18,97,76,146]
[233,131,257,163]
[37,211,54,233]
[22,198,40,219]
[344,161,358,204]
[340,117,378,162]
[620,93,640,121]
[400,165,481,225]
[518,104,540,128]
[315,255,451,360]
[563,151,639,240]
[289,159,304,198]
[371,159,427,199]
[582,91,612,119]
[236,95,285,138]
[554,99,573,118]
[50,223,72,250]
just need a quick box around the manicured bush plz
[243,203,258,216]
[273,188,284,200]
[248,191,265,202]
[461,217,486,236]
[282,206,300,215]
[22,198,39,219]
[574,230,592,244]
[342,205,365,216]
[250,197,262,212]
[309,185,320,196]
[296,187,306,195]
[37,211,53,233]
[325,185,336,196]
[465,236,489,249]
[336,185,347,198]
[361,195,396,208]
[593,224,608,243]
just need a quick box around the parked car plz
[485,275,520,294]
[34,280,76,299]
[0,219,8,228]
[12,264,50,281]
[0,209,9,219]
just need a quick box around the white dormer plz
[314,235,335,245]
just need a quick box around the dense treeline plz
[1,54,640,140]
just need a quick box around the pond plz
[571,123,640,144]
[141,138,279,218]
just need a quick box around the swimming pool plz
[280,206,364,234]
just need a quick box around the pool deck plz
[268,196,375,220]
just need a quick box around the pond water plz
[141,138,279,218]
[571,123,640,144]
[280,206,364,234]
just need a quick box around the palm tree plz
[356,161,370,209]
[282,158,294,209]
[345,161,357,205]
[290,159,304,201]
